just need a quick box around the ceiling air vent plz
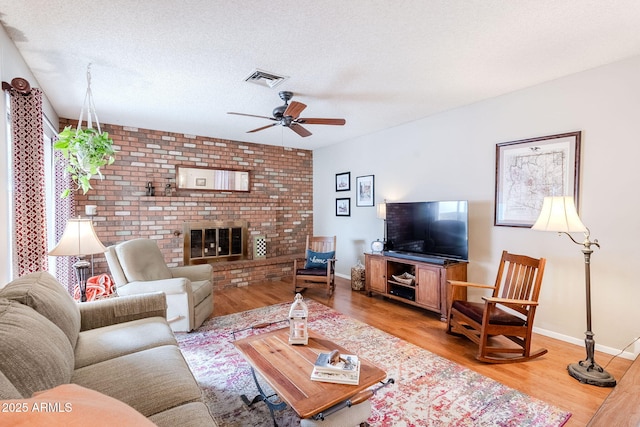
[244,69,289,88]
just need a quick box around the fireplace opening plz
[183,220,247,265]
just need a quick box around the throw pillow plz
[0,271,81,348]
[304,250,335,269]
[0,299,74,397]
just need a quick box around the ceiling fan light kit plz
[228,91,346,138]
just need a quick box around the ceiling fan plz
[228,91,346,137]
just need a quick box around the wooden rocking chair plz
[293,235,336,296]
[447,250,547,363]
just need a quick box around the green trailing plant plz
[54,125,116,198]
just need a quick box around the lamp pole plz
[565,232,616,387]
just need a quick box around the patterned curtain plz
[53,147,76,293]
[9,87,48,276]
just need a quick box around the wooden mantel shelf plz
[137,193,275,202]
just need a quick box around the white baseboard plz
[337,272,638,360]
[533,326,637,360]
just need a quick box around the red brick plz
[61,119,312,287]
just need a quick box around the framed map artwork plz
[494,131,581,227]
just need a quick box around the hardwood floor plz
[213,277,632,426]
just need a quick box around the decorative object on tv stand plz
[370,239,384,254]
[288,293,308,345]
[49,218,106,302]
[392,272,415,285]
[53,64,116,198]
[532,196,616,387]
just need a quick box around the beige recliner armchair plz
[105,238,213,332]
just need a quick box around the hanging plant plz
[54,126,115,197]
[54,64,116,198]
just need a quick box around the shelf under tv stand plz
[364,252,468,321]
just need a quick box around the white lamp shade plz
[531,196,587,233]
[376,201,387,220]
[49,218,106,256]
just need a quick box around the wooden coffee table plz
[234,327,388,424]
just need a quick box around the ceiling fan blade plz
[247,123,278,133]
[228,112,276,121]
[289,123,312,137]
[297,118,346,126]
[283,101,307,119]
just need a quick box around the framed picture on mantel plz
[495,131,581,227]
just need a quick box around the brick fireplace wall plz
[61,118,313,288]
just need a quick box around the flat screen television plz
[384,200,468,264]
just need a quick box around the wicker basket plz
[351,263,365,291]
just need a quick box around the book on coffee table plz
[313,351,359,373]
[311,360,361,385]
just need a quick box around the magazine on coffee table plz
[310,360,361,385]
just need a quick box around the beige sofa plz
[105,238,214,332]
[0,271,217,426]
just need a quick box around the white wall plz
[0,26,59,285]
[314,55,640,356]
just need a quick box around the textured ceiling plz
[2,1,640,149]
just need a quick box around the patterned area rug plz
[176,300,571,427]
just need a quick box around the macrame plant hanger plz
[77,63,102,134]
[80,64,101,276]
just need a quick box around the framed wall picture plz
[335,172,350,191]
[495,131,581,227]
[356,175,375,207]
[336,198,351,216]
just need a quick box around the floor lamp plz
[532,196,616,387]
[49,217,106,302]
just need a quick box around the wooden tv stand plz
[364,252,467,321]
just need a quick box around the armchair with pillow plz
[293,235,336,296]
[105,238,213,332]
